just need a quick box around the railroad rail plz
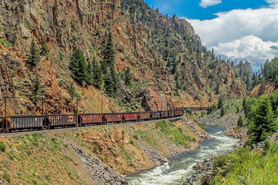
[0,107,207,133]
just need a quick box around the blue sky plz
[145,0,269,20]
[144,0,278,70]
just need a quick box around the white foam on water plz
[127,127,239,185]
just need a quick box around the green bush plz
[0,141,6,152]
[213,154,231,168]
[3,171,10,183]
[237,115,244,127]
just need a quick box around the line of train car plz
[0,109,184,133]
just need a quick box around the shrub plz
[220,107,225,117]
[213,154,230,168]
[237,115,244,127]
[3,171,10,183]
[0,142,6,152]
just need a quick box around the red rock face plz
[0,0,250,114]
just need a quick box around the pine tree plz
[103,32,115,73]
[69,49,89,84]
[249,98,276,143]
[224,76,228,84]
[102,32,118,95]
[87,61,93,84]
[68,82,77,100]
[91,57,103,88]
[220,107,225,117]
[104,73,115,96]
[218,97,224,109]
[237,115,244,127]
[94,65,103,88]
[27,39,40,66]
[124,67,132,87]
[31,74,42,104]
[40,41,48,56]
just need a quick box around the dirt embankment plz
[0,118,210,184]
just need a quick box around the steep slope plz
[0,0,250,114]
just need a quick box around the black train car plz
[9,116,46,131]
[150,111,161,119]
[47,114,77,128]
[160,111,168,118]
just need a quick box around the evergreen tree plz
[249,98,276,143]
[220,107,225,117]
[218,97,224,109]
[224,76,228,84]
[91,57,103,88]
[87,61,93,83]
[94,65,103,88]
[103,32,115,71]
[69,49,89,84]
[124,67,132,87]
[68,82,77,100]
[104,73,115,96]
[27,39,40,66]
[237,115,244,127]
[102,32,118,95]
[31,74,42,104]
[40,41,48,56]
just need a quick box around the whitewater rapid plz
[126,126,239,185]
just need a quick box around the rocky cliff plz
[0,0,250,114]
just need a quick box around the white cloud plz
[186,8,278,70]
[199,0,222,8]
[266,0,278,8]
[214,35,278,70]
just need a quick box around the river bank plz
[127,126,239,185]
[0,117,211,184]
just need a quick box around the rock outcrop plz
[0,0,250,114]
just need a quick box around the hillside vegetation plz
[0,119,209,184]
[0,0,252,115]
[210,141,278,185]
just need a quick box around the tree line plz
[69,32,132,96]
[243,92,278,144]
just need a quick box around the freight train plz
[0,109,184,133]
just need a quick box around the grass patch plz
[156,121,195,148]
[0,39,13,48]
[211,141,278,184]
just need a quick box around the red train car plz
[174,109,184,117]
[123,113,139,122]
[139,112,151,121]
[47,114,77,128]
[79,114,104,125]
[104,113,124,123]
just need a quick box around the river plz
[126,126,239,185]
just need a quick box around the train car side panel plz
[151,111,160,119]
[79,114,103,125]
[9,116,45,130]
[123,113,139,122]
[47,115,77,127]
[174,109,183,117]
[160,111,168,118]
[104,114,123,123]
[139,112,151,121]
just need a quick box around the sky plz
[145,0,278,70]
